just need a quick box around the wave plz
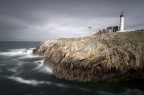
[42,66,53,74]
[0,48,42,59]
[33,59,53,74]
[0,49,24,56]
[4,76,92,92]
[5,76,69,87]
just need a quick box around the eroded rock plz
[33,32,144,81]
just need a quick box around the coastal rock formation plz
[33,31,144,81]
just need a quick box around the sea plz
[0,41,144,95]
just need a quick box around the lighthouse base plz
[118,30,126,32]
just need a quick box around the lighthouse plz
[120,11,124,31]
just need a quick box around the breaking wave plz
[33,59,53,74]
[0,48,53,74]
[0,48,42,59]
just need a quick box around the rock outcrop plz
[33,31,144,81]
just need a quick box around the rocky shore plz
[33,31,144,81]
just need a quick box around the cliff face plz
[33,31,144,81]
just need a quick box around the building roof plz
[120,11,124,17]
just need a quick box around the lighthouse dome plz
[120,11,124,17]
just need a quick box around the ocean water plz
[0,41,144,95]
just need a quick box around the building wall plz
[97,26,119,34]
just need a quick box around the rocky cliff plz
[33,31,144,81]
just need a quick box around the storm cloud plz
[0,0,144,41]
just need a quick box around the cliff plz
[33,31,144,81]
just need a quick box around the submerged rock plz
[33,31,144,81]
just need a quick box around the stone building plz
[106,26,119,33]
[97,26,119,34]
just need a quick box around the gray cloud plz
[0,0,144,41]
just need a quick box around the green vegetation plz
[95,30,144,47]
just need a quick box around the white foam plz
[0,48,43,59]
[0,50,23,56]
[33,59,53,74]
[18,54,42,59]
[7,76,42,86]
[5,76,68,87]
[34,60,44,64]
[40,66,53,74]
[33,60,44,70]
[0,48,30,56]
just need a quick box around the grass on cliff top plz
[114,31,144,40]
[59,35,95,41]
[111,30,144,46]
[59,30,144,46]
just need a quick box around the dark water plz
[0,41,144,95]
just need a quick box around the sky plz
[0,0,144,41]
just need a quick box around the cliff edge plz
[33,31,144,81]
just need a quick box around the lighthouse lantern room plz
[120,11,125,31]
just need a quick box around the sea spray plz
[34,59,53,74]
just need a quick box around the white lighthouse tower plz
[120,11,125,32]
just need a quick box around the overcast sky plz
[0,0,144,41]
